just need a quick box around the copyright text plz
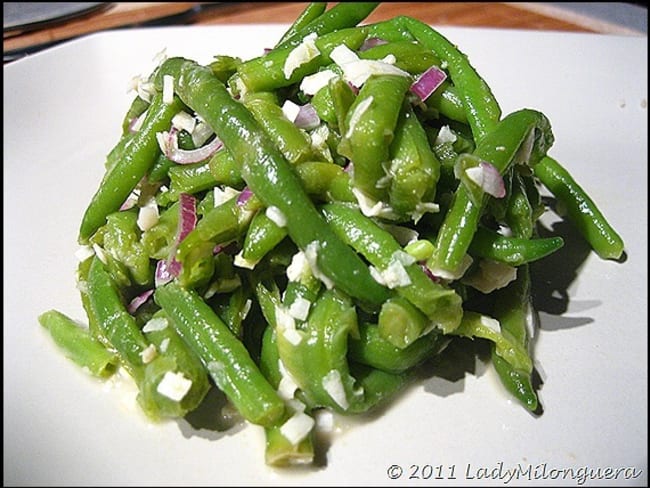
[386,462,644,485]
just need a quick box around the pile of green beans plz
[40,2,625,467]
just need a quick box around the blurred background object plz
[4,2,647,64]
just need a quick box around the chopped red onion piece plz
[159,128,223,164]
[127,289,154,314]
[155,259,180,287]
[237,187,253,206]
[177,193,197,243]
[471,162,506,198]
[359,37,389,51]
[420,262,442,283]
[410,65,447,102]
[293,103,321,130]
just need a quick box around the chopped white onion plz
[265,205,287,228]
[137,197,159,231]
[280,411,315,445]
[435,125,457,145]
[156,371,192,402]
[287,296,311,321]
[281,99,301,122]
[304,241,335,289]
[286,251,311,282]
[74,245,95,262]
[139,344,157,364]
[171,111,196,133]
[480,315,502,334]
[300,69,339,95]
[142,316,169,333]
[282,327,304,346]
[162,75,174,104]
[322,369,348,409]
[284,33,320,79]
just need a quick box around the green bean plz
[387,101,440,219]
[166,159,217,200]
[208,148,245,188]
[425,82,468,124]
[338,74,412,201]
[452,311,532,373]
[242,210,289,265]
[155,281,286,426]
[534,155,625,260]
[95,210,153,286]
[243,92,315,165]
[157,57,390,307]
[504,171,535,239]
[139,311,212,419]
[275,2,379,50]
[86,256,149,381]
[231,27,368,95]
[321,202,463,333]
[38,309,119,378]
[490,265,539,411]
[177,194,260,289]
[378,295,432,349]
[429,109,554,277]
[468,226,564,266]
[276,2,327,47]
[79,93,184,243]
[359,40,441,74]
[349,322,447,374]
[294,161,355,202]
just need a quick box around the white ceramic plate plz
[4,24,647,486]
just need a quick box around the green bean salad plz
[39,2,625,467]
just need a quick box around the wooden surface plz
[4,2,640,60]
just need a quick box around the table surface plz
[4,2,646,63]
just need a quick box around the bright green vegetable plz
[42,2,626,468]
